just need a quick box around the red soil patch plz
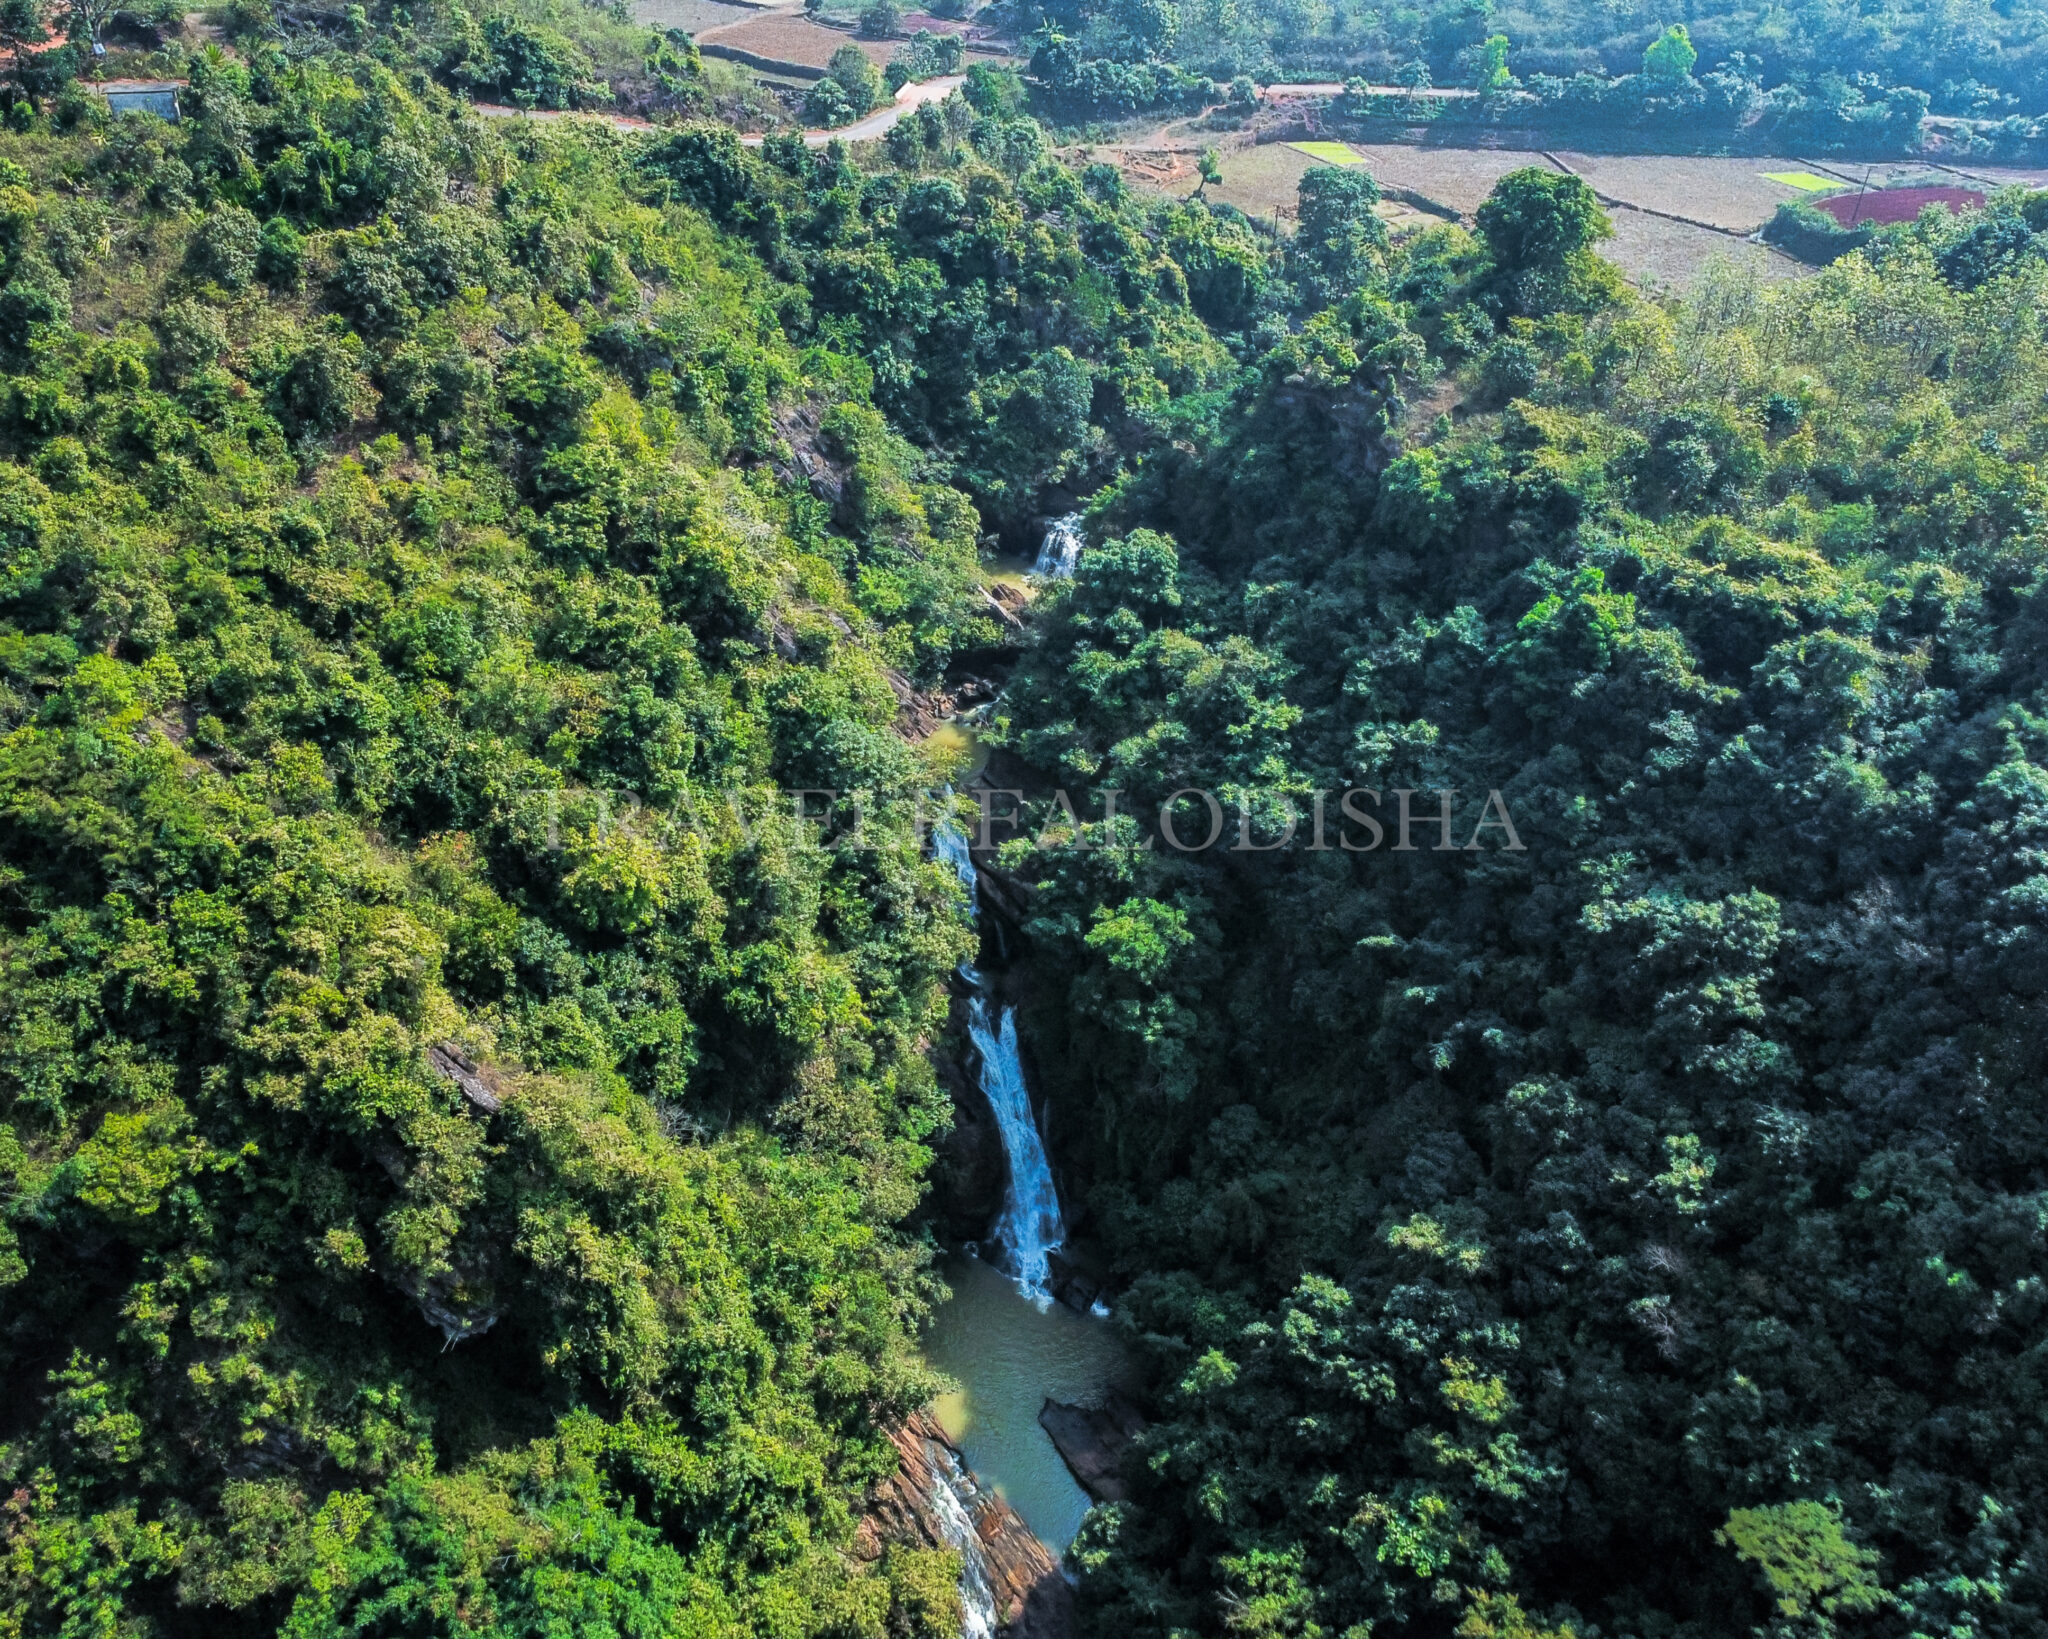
[1813,185,1983,227]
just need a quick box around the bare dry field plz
[1934,161,2048,188]
[1202,141,1319,222]
[1793,159,1984,190]
[1599,209,1806,289]
[1552,152,1825,233]
[1335,142,1557,213]
[633,0,765,33]
[696,13,894,70]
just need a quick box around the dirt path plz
[472,103,656,132]
[1261,82,1477,100]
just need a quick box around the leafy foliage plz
[989,162,2048,1639]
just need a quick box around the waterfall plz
[932,805,978,917]
[966,989,1065,1305]
[1031,513,1086,579]
[924,1440,1000,1639]
[932,808,1067,1305]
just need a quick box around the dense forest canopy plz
[1009,0,2048,151]
[1002,192,2048,1635]
[0,0,2046,1635]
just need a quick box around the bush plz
[157,297,229,382]
[257,216,305,288]
[890,27,963,89]
[963,60,1024,114]
[271,326,372,440]
[186,204,261,289]
[0,275,65,354]
[1761,200,1874,265]
[805,77,854,126]
[857,0,900,37]
[1480,333,1540,403]
[827,42,884,114]
[446,13,606,109]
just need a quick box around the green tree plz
[1643,21,1697,80]
[1718,1504,1893,1634]
[828,41,885,113]
[0,0,48,101]
[1475,168,1611,270]
[1473,31,1511,90]
[1288,164,1388,305]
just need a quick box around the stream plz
[918,516,1133,1565]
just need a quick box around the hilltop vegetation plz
[994,167,2048,1639]
[1011,0,2048,159]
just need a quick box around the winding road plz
[739,73,967,148]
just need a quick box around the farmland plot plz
[1551,152,1835,232]
[1598,208,1806,288]
[697,12,895,71]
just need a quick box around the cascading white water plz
[1031,513,1086,579]
[966,988,1065,1306]
[931,808,1067,1305]
[932,806,978,917]
[924,1442,1000,1639]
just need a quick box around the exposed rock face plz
[928,1052,1006,1242]
[1038,1394,1147,1504]
[1045,1247,1107,1316]
[861,1410,1072,1639]
[884,662,1017,742]
[426,1041,502,1114]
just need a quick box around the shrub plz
[271,327,372,440]
[1480,333,1540,403]
[1760,200,1874,265]
[186,205,260,289]
[257,216,305,288]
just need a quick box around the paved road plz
[739,73,967,147]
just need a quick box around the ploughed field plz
[679,1,900,73]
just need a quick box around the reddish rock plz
[862,1410,1073,1638]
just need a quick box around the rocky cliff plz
[860,1410,1072,1639]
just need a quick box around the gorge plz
[895,521,1141,1630]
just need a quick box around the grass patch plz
[1290,140,1365,164]
[1762,171,1840,192]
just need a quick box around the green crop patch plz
[1762,170,1841,191]
[1290,140,1367,164]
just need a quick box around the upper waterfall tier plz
[1031,514,1086,579]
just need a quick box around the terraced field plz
[694,7,896,74]
[1087,129,1818,288]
